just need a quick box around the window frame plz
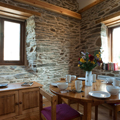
[108,25,120,66]
[0,17,25,65]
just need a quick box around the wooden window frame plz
[108,25,120,65]
[0,17,25,65]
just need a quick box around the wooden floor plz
[7,100,120,120]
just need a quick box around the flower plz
[89,54,94,61]
[78,51,102,71]
[80,58,86,63]
[91,61,95,64]
[96,54,99,58]
[78,64,80,67]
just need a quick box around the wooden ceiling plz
[0,2,41,20]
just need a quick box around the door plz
[19,88,39,114]
[0,91,19,119]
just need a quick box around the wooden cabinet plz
[0,91,18,119]
[0,82,42,120]
[19,88,39,114]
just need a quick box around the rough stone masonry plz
[0,0,80,91]
[80,0,120,77]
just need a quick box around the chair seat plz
[41,103,81,120]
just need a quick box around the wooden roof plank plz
[14,0,81,20]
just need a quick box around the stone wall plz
[80,0,120,77]
[41,0,79,12]
[0,0,80,91]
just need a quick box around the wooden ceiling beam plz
[0,1,41,17]
[14,0,81,20]
[96,11,120,24]
[0,10,28,20]
[78,0,106,13]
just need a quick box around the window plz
[108,25,120,67]
[0,18,25,65]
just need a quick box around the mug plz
[75,80,82,92]
[92,74,96,83]
[66,75,71,83]
[113,79,120,87]
[71,75,76,81]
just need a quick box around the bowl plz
[57,82,68,90]
[71,75,76,81]
[106,77,115,83]
[106,85,120,95]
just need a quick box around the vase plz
[85,71,92,86]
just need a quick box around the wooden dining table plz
[49,79,120,120]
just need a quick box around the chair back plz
[39,88,57,120]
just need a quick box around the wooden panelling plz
[14,0,81,20]
[0,82,41,120]
[78,0,106,13]
[0,91,18,120]
[19,88,39,115]
[96,11,120,27]
[0,2,41,20]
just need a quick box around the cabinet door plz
[0,91,18,119]
[19,88,39,115]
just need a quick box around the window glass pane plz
[113,27,120,66]
[4,21,20,61]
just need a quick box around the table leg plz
[83,102,92,120]
[95,106,98,120]
[58,95,62,104]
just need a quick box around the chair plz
[60,78,98,120]
[39,88,83,120]
[62,97,80,111]
[103,103,120,120]
[62,98,99,120]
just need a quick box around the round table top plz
[49,79,120,103]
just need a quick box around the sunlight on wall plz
[101,24,108,63]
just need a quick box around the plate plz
[51,83,58,87]
[0,83,8,88]
[89,91,111,98]
[77,77,86,81]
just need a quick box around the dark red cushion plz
[41,104,81,120]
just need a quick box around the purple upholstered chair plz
[39,88,83,120]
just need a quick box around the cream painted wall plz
[77,0,96,10]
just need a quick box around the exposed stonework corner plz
[26,15,37,72]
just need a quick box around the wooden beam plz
[96,11,120,26]
[0,10,28,20]
[0,2,41,17]
[14,0,81,20]
[78,0,106,13]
